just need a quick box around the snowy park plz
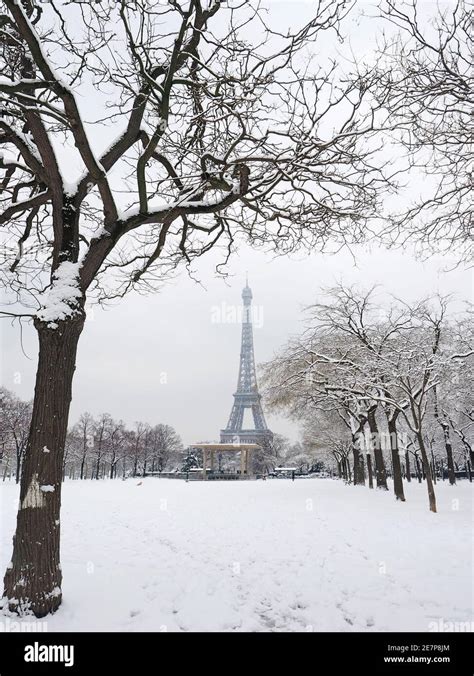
[0,2,472,669]
[1,477,472,633]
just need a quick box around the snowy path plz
[1,478,472,632]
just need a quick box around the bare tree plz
[433,386,456,485]
[449,408,474,471]
[0,0,391,616]
[90,413,111,480]
[0,387,32,482]
[127,422,148,478]
[149,423,183,473]
[263,285,473,512]
[262,338,360,484]
[336,400,368,487]
[303,410,353,480]
[108,420,126,480]
[69,412,95,480]
[375,0,473,261]
[305,286,414,497]
[434,313,474,479]
[252,433,288,475]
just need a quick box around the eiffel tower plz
[220,280,273,447]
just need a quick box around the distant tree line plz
[0,393,321,482]
[0,394,183,482]
[0,388,31,483]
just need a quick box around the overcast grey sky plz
[1,242,471,445]
[0,0,470,445]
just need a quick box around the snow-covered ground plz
[1,478,472,632]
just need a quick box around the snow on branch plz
[37,261,82,328]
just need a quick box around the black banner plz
[0,632,472,674]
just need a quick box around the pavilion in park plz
[190,443,260,480]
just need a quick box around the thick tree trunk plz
[352,444,364,485]
[430,449,437,484]
[417,432,437,513]
[2,314,84,617]
[80,454,86,480]
[95,454,101,480]
[15,451,21,485]
[367,408,388,490]
[434,392,456,485]
[366,453,374,489]
[347,457,352,483]
[350,418,366,486]
[3,462,11,481]
[415,454,422,483]
[441,422,456,485]
[388,418,405,501]
[405,451,411,482]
